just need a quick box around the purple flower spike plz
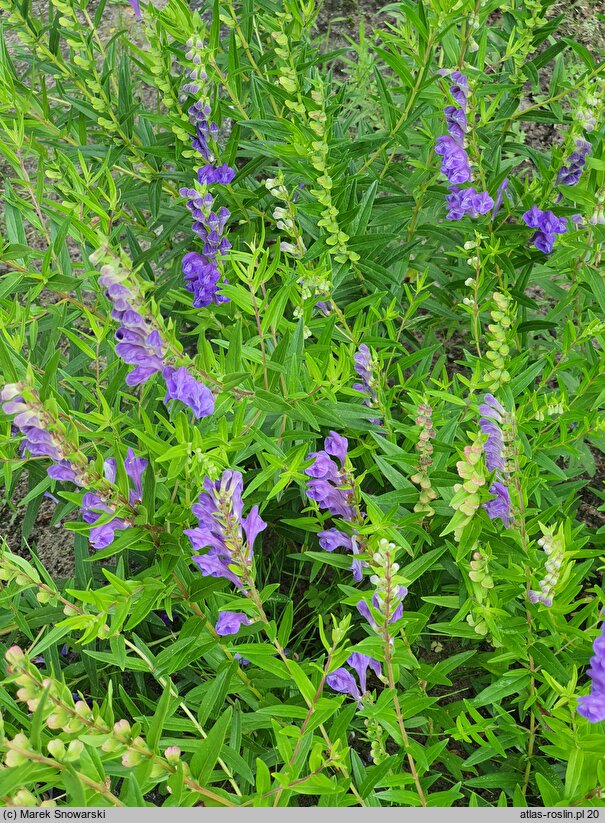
[186,470,266,589]
[577,619,605,723]
[215,611,252,636]
[347,652,381,694]
[435,136,472,185]
[444,105,467,146]
[557,139,591,188]
[326,668,362,703]
[162,366,215,419]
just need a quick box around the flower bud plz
[164,746,181,763]
[66,740,84,760]
[47,739,66,759]
[113,719,131,740]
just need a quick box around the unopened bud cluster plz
[307,84,359,265]
[4,646,184,779]
[483,291,513,391]
[410,403,437,517]
[265,174,307,259]
[450,435,486,538]
[468,550,494,596]
[364,715,388,764]
[529,524,565,607]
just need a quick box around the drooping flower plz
[347,653,382,694]
[577,619,605,723]
[326,668,361,703]
[215,611,252,637]
[162,366,215,420]
[522,206,567,254]
[186,470,266,590]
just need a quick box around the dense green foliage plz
[0,0,604,808]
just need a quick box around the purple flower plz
[492,179,510,219]
[186,470,266,589]
[234,652,251,666]
[2,388,88,486]
[81,492,129,550]
[197,163,236,186]
[315,301,332,316]
[124,448,147,502]
[114,311,165,386]
[449,72,469,109]
[484,481,512,527]
[318,528,354,552]
[522,207,567,254]
[127,0,141,17]
[353,344,382,426]
[305,434,356,521]
[557,139,591,187]
[478,395,511,527]
[577,620,605,723]
[444,105,467,146]
[162,366,215,419]
[357,586,408,632]
[182,248,229,309]
[435,136,472,185]
[478,419,505,473]
[306,433,368,580]
[347,652,382,694]
[326,668,361,703]
[215,611,252,636]
[445,186,494,221]
[47,460,84,486]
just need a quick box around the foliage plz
[0,0,604,808]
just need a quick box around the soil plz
[1,0,604,582]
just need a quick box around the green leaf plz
[190,707,232,786]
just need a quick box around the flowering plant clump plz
[0,0,604,810]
